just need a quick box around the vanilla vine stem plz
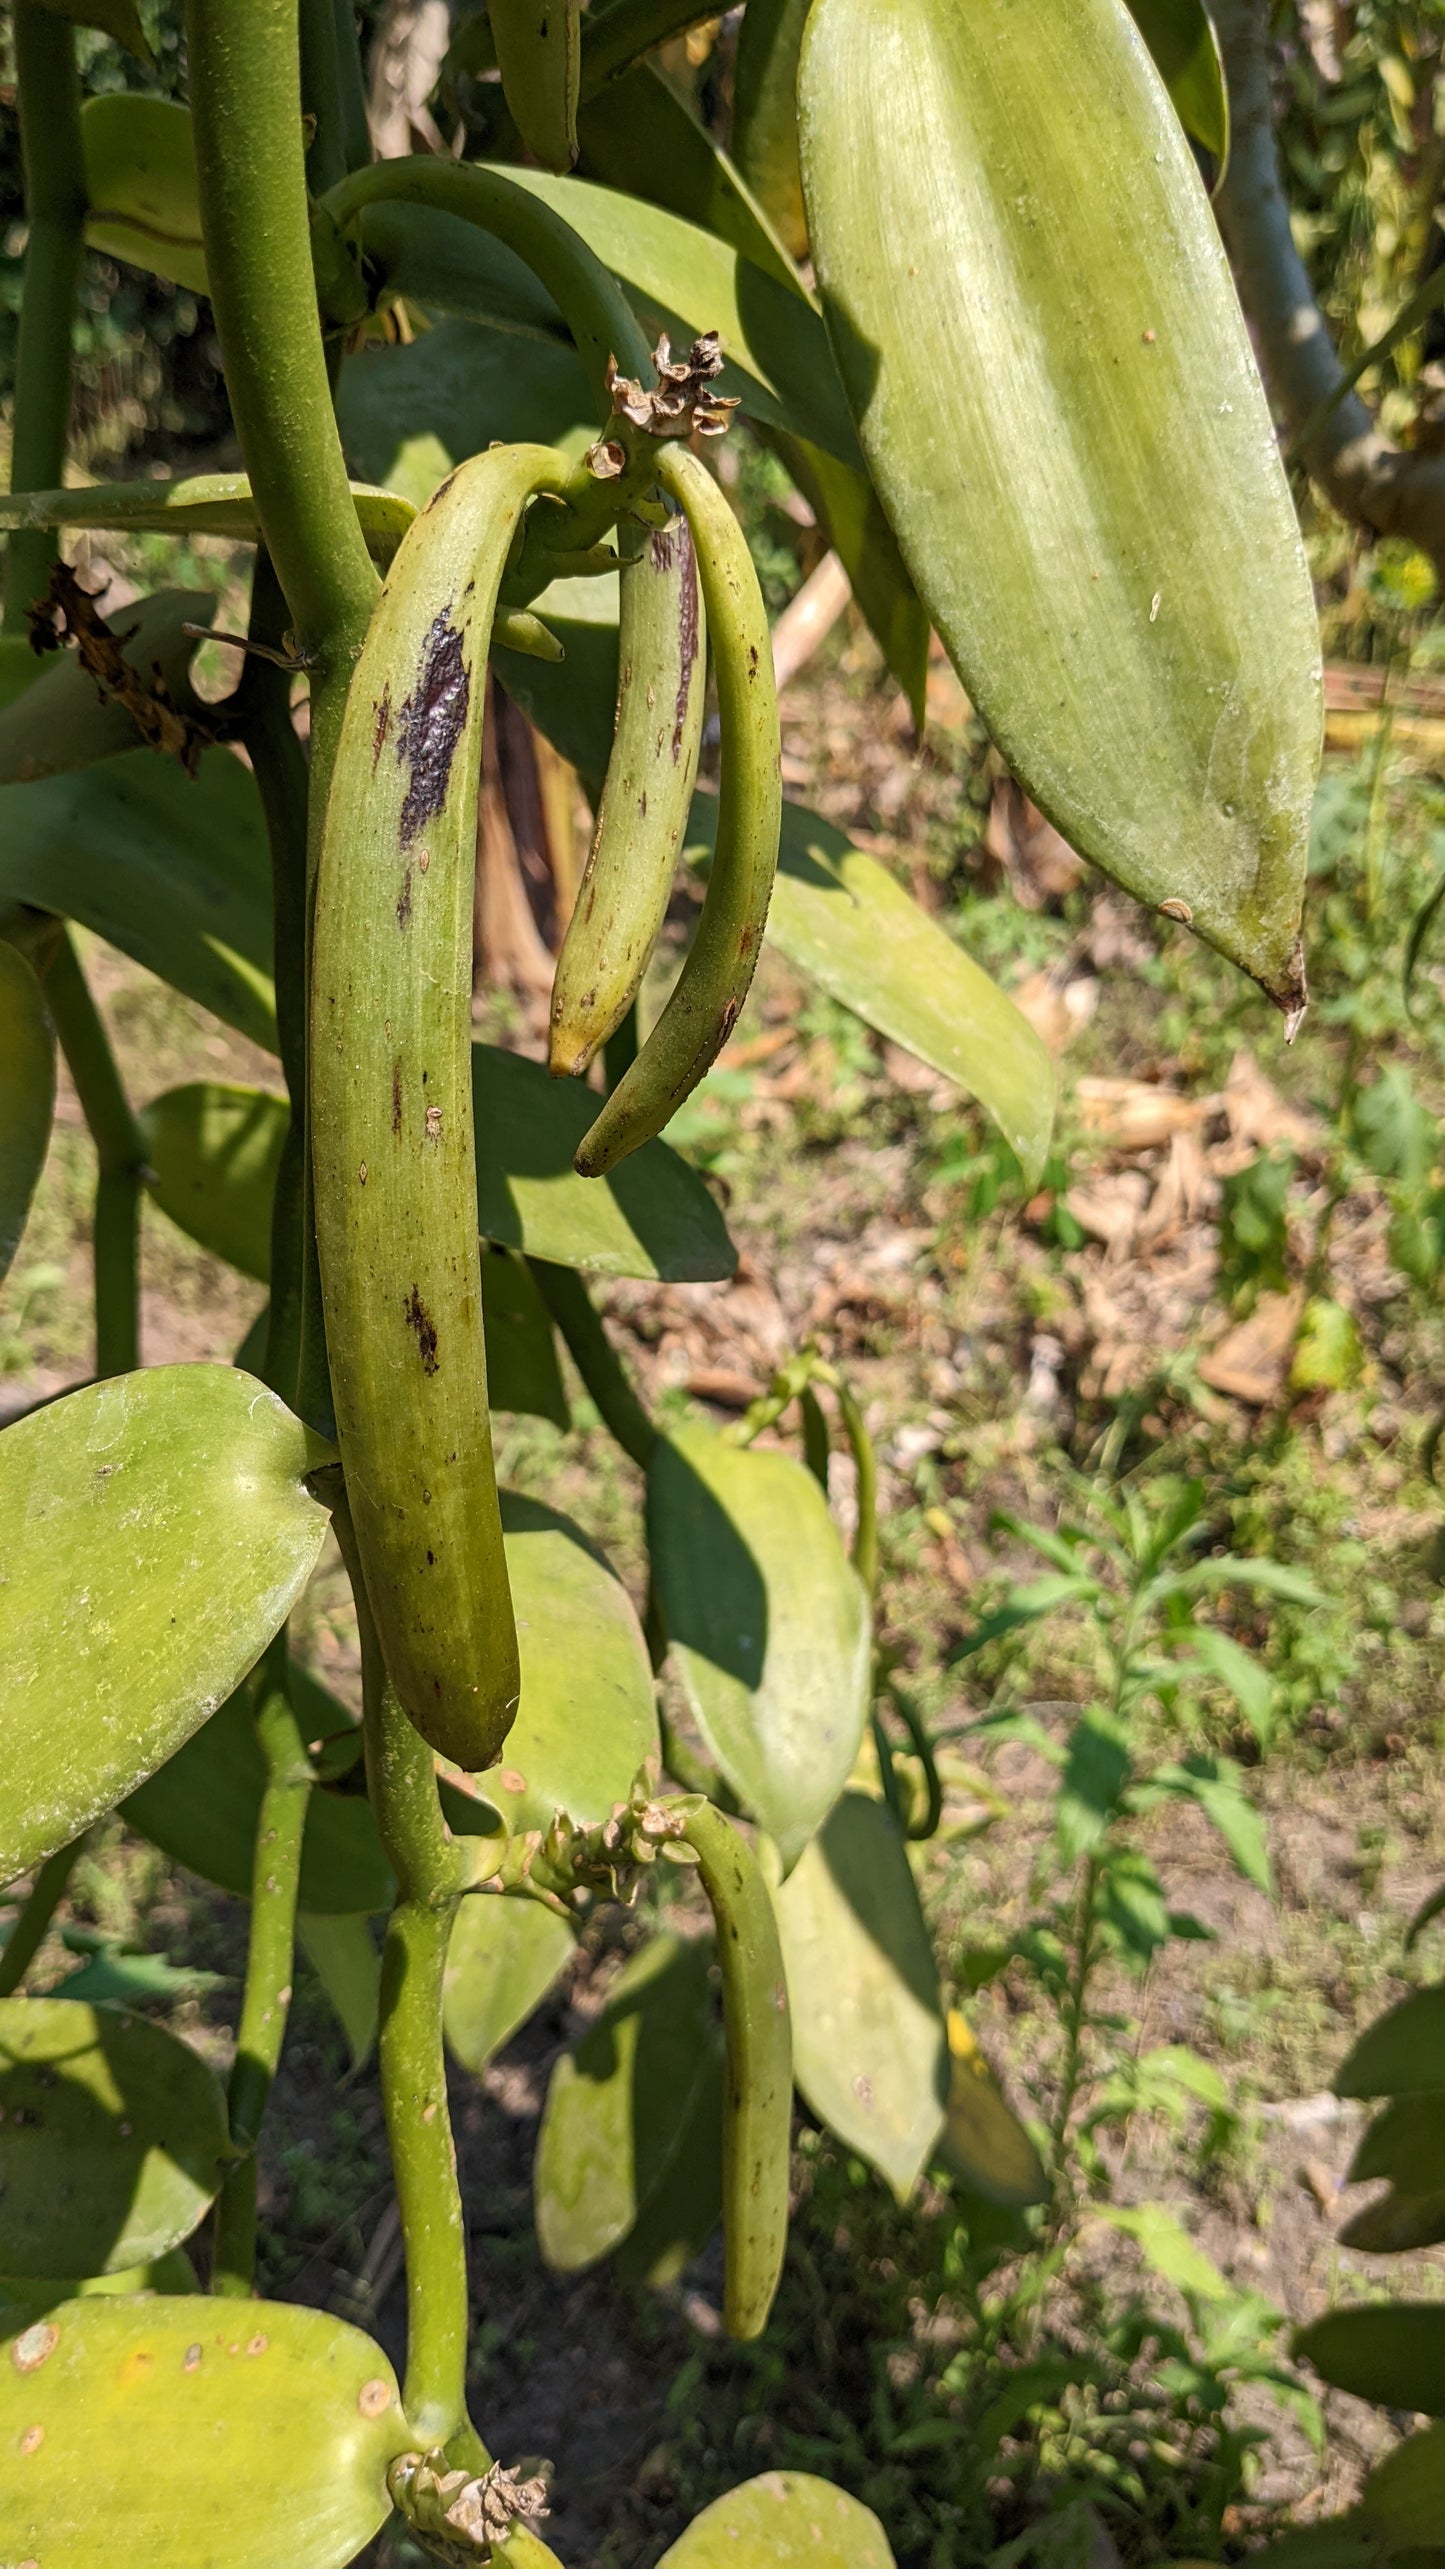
[5,3,85,636]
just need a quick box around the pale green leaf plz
[774,1792,947,2200]
[0,944,55,1284]
[658,2471,896,2567]
[0,1367,331,1876]
[443,1892,576,2074]
[648,1425,871,1870]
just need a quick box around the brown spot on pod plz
[358,2377,394,2418]
[19,2424,43,2454]
[371,689,391,770]
[1157,898,1192,923]
[391,1060,403,1137]
[246,2334,269,2357]
[403,1286,440,1374]
[11,2324,57,2373]
[425,1103,443,1141]
[672,521,699,759]
[395,610,471,849]
[396,865,412,931]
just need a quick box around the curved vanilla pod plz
[674,1798,791,2339]
[312,442,568,1771]
[574,445,780,1177]
[549,513,706,1078]
[490,0,582,173]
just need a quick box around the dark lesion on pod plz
[402,1284,440,1374]
[395,609,471,849]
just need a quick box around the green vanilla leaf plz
[461,1494,657,1827]
[0,591,214,787]
[614,2037,724,2288]
[443,1891,576,2074]
[1336,1987,1445,2100]
[799,0,1321,1023]
[138,1057,734,1288]
[483,1245,570,1426]
[336,316,595,516]
[688,795,1055,1185]
[658,2470,897,2567]
[1297,2305,1445,2418]
[731,0,813,261]
[0,750,277,1052]
[648,1426,872,1870]
[579,61,799,290]
[123,1669,394,1917]
[493,571,622,788]
[773,1791,949,2199]
[1363,2422,1445,2545]
[50,1944,226,2009]
[476,163,862,468]
[0,944,55,1284]
[0,2247,195,2318]
[1127,0,1229,165]
[472,1042,737,1282]
[140,1081,288,1284]
[0,472,415,558]
[80,96,201,285]
[0,1366,331,1877]
[298,1915,382,2073]
[0,1999,229,2277]
[0,2296,408,2568]
[535,1931,717,2271]
[939,2011,1049,2209]
[1339,2189,1445,2255]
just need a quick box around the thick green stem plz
[530,1260,656,1468]
[234,553,330,1426]
[41,931,146,1378]
[5,6,85,633]
[0,1833,86,1999]
[184,0,378,673]
[324,158,653,408]
[213,1633,312,2296]
[334,1494,469,2444]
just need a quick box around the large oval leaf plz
[0,1999,229,2277]
[79,93,207,293]
[337,315,595,513]
[614,2037,724,2288]
[1296,2305,1445,2418]
[0,1367,331,1876]
[140,1081,288,1284]
[799,0,1321,1019]
[1362,2421,1445,2546]
[0,943,55,1284]
[647,1426,871,1870]
[443,1890,576,2073]
[0,2295,407,2569]
[773,1792,947,2200]
[1335,1987,1445,2100]
[687,795,1056,1186]
[658,2471,896,2567]
[0,750,276,1051]
[467,1494,657,1827]
[479,165,861,469]
[0,2246,195,2316]
[1128,0,1229,165]
[483,1246,569,1426]
[473,1043,736,1282]
[0,591,212,787]
[731,0,812,259]
[535,1931,716,2272]
[122,1671,393,1917]
[137,1057,734,1288]
[939,2011,1049,2210]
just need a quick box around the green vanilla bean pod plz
[489,0,582,172]
[549,515,706,1078]
[673,1797,791,2340]
[799,0,1321,1024]
[312,442,568,1770]
[574,444,780,1178]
